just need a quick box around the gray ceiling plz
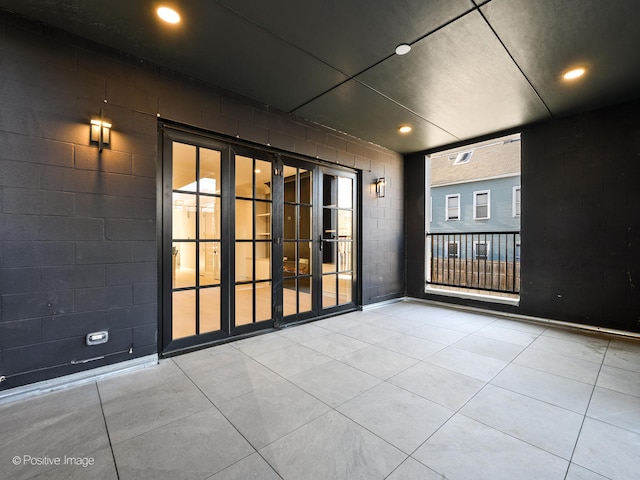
[2,0,639,153]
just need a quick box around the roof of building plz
[429,133,521,186]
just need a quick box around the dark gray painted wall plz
[407,100,640,333]
[404,154,426,300]
[0,12,404,389]
[519,101,640,331]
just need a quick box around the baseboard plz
[425,285,520,306]
[408,297,640,340]
[362,296,408,310]
[0,354,159,405]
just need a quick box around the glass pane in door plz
[200,287,221,333]
[173,290,195,338]
[322,173,354,309]
[234,155,272,328]
[283,166,313,317]
[171,143,222,339]
[322,274,338,309]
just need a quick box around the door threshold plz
[426,285,520,306]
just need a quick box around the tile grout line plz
[172,356,285,480]
[397,316,551,475]
[95,381,121,480]
[96,361,233,447]
[462,325,614,418]
[562,336,612,480]
[469,325,606,413]
[231,323,416,473]
[442,319,597,465]
[363,316,515,475]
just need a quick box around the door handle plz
[319,235,323,251]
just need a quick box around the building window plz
[446,241,459,258]
[473,190,490,220]
[513,186,521,217]
[446,194,460,221]
[474,241,490,260]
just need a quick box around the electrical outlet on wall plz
[86,331,109,346]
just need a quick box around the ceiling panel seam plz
[353,79,460,141]
[477,4,553,118]
[213,1,352,86]
[289,5,478,114]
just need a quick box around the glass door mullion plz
[194,147,201,336]
[312,164,323,317]
[271,156,284,327]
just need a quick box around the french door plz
[279,158,357,325]
[160,127,357,354]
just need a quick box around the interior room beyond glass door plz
[281,161,357,324]
[233,153,273,333]
[162,127,357,353]
[321,170,355,311]
[282,164,313,321]
[171,141,222,341]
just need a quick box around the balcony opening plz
[425,134,521,304]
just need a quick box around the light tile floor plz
[2,301,640,479]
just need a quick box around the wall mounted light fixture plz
[90,115,111,152]
[376,177,386,198]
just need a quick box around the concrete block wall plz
[519,100,640,332]
[0,11,404,389]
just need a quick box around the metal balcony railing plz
[426,231,520,294]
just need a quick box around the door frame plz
[278,156,319,326]
[159,126,233,355]
[158,123,361,356]
[227,143,279,337]
[316,164,359,317]
[279,158,359,326]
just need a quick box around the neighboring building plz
[429,133,521,234]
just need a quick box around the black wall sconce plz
[90,113,111,152]
[376,177,386,198]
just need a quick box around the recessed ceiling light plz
[563,67,586,80]
[157,6,181,24]
[398,125,412,134]
[395,44,411,56]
